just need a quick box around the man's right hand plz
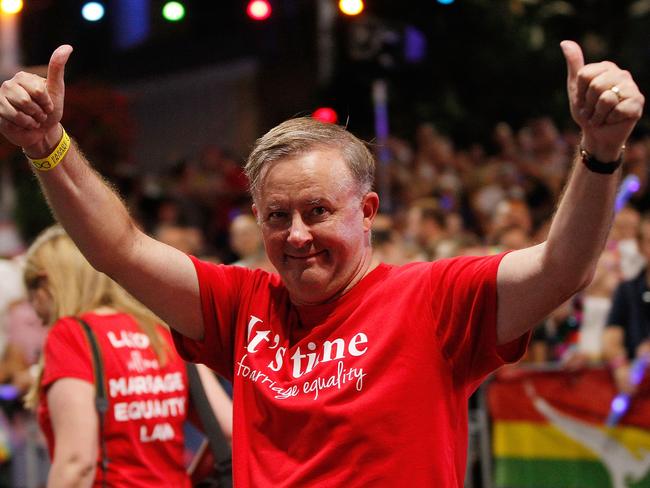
[0,45,72,157]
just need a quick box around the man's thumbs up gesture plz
[561,40,644,163]
[0,45,73,157]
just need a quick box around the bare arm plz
[0,46,203,340]
[196,364,233,444]
[602,326,627,363]
[496,41,644,344]
[46,379,98,488]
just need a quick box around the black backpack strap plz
[74,317,109,488]
[186,363,232,488]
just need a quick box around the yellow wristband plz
[25,128,71,171]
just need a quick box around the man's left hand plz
[561,40,645,162]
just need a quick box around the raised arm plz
[0,46,204,340]
[496,40,644,344]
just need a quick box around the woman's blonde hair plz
[23,226,170,408]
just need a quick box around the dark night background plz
[14,0,650,147]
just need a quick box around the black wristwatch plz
[580,146,624,174]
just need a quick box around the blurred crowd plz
[0,115,649,484]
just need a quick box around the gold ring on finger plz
[609,85,623,102]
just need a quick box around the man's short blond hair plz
[245,117,375,199]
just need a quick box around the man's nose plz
[287,214,312,248]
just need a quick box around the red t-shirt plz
[173,254,528,487]
[40,312,191,488]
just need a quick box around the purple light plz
[615,175,641,212]
[612,395,629,414]
[630,356,648,385]
[115,0,151,49]
[628,178,641,193]
[404,26,426,63]
[440,195,454,211]
[0,384,18,401]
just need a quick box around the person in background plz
[23,226,232,488]
[603,213,650,394]
[0,257,25,358]
[229,213,275,272]
[155,223,206,257]
[611,205,644,280]
[370,213,413,265]
[0,299,45,393]
[576,243,623,362]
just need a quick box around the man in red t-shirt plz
[0,41,644,486]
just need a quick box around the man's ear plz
[361,192,379,231]
[252,203,259,223]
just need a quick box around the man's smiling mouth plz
[285,250,326,260]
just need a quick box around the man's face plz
[253,148,377,305]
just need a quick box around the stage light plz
[162,1,185,22]
[437,0,455,4]
[312,107,338,124]
[247,0,271,21]
[82,2,105,22]
[339,0,364,16]
[0,0,22,15]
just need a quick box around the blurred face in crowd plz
[498,226,530,251]
[156,225,204,255]
[492,199,532,235]
[230,215,263,258]
[253,148,378,305]
[26,275,53,324]
[610,207,640,242]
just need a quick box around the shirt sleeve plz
[171,256,253,378]
[41,317,93,390]
[430,253,530,392]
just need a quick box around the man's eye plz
[311,207,327,217]
[268,212,287,221]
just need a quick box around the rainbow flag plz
[487,367,650,488]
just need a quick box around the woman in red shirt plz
[23,226,232,487]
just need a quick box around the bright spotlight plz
[82,2,105,22]
[247,0,271,21]
[0,0,23,15]
[312,107,338,124]
[339,0,364,16]
[162,1,186,22]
